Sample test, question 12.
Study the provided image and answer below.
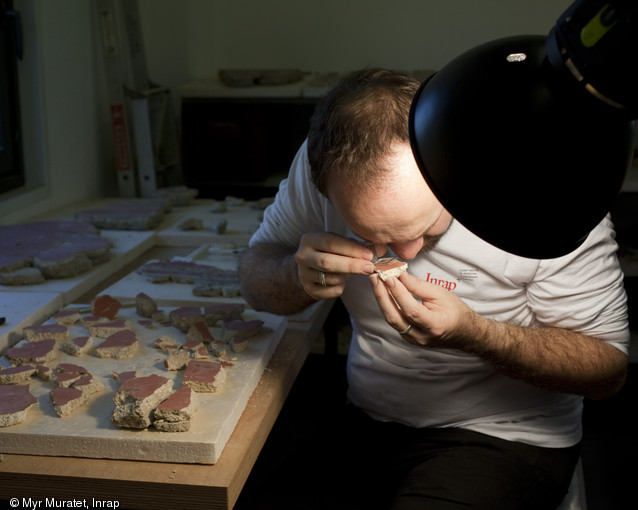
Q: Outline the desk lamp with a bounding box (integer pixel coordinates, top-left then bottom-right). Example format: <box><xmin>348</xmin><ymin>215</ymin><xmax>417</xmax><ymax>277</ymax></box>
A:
<box><xmin>409</xmin><ymin>0</ymin><xmax>637</xmax><ymax>258</ymax></box>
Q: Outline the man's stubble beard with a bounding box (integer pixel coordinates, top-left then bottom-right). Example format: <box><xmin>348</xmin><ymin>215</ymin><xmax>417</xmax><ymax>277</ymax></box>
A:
<box><xmin>419</xmin><ymin>220</ymin><xmax>453</xmax><ymax>254</ymax></box>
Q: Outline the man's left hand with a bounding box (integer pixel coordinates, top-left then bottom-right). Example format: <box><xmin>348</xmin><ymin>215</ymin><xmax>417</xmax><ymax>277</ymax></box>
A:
<box><xmin>371</xmin><ymin>271</ymin><xmax>477</xmax><ymax>348</ymax></box>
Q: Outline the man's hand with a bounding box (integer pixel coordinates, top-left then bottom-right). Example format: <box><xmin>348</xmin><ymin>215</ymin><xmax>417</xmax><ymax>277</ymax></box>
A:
<box><xmin>371</xmin><ymin>271</ymin><xmax>476</xmax><ymax>347</ymax></box>
<box><xmin>295</xmin><ymin>232</ymin><xmax>376</xmax><ymax>301</ymax></box>
<box><xmin>371</xmin><ymin>271</ymin><xmax>627</xmax><ymax>399</ymax></box>
<box><xmin>239</xmin><ymin>234</ymin><xmax>376</xmax><ymax>316</ymax></box>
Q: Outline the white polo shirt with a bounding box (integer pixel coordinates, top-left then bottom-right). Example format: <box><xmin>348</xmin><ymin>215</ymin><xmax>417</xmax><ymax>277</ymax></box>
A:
<box><xmin>249</xmin><ymin>141</ymin><xmax>629</xmax><ymax>448</ymax></box>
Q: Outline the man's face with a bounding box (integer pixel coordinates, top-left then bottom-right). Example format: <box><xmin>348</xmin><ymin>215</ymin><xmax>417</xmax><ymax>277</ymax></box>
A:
<box><xmin>326</xmin><ymin>143</ymin><xmax>453</xmax><ymax>261</ymax></box>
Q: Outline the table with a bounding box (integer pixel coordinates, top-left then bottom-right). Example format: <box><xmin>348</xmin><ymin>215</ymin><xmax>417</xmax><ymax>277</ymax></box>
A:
<box><xmin>0</xmin><ymin>299</ymin><xmax>333</xmax><ymax>510</ymax></box>
<box><xmin>0</xmin><ymin>198</ymin><xmax>336</xmax><ymax>509</ymax></box>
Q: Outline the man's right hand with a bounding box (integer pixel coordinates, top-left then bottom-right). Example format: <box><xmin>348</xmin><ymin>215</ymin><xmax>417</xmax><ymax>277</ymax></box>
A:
<box><xmin>294</xmin><ymin>232</ymin><xmax>376</xmax><ymax>300</ymax></box>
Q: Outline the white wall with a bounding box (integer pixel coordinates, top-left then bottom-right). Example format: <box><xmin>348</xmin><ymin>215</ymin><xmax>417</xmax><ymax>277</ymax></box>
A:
<box><xmin>0</xmin><ymin>0</ymin><xmax>113</xmax><ymax>225</ymax></box>
<box><xmin>0</xmin><ymin>0</ymin><xmax>574</xmax><ymax>223</ymax></box>
<box><xmin>139</xmin><ymin>0</ymin><xmax>573</xmax><ymax>90</ymax></box>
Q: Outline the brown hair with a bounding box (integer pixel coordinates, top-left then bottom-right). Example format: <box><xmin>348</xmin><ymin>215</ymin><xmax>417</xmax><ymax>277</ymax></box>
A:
<box><xmin>307</xmin><ymin>68</ymin><xmax>420</xmax><ymax>195</ymax></box>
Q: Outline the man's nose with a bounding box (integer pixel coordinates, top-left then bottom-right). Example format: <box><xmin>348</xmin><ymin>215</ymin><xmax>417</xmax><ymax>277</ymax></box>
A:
<box><xmin>390</xmin><ymin>239</ymin><xmax>424</xmax><ymax>261</ymax></box>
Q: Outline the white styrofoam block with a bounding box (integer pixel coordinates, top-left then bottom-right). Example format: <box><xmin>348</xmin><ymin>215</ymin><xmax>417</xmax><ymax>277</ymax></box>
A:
<box><xmin>0</xmin><ymin>305</ymin><xmax>286</xmax><ymax>464</ymax></box>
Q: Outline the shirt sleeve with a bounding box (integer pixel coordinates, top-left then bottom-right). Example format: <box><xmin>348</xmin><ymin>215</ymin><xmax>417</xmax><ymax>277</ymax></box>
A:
<box><xmin>249</xmin><ymin>140</ymin><xmax>328</xmax><ymax>249</ymax></box>
<box><xmin>526</xmin><ymin>215</ymin><xmax>630</xmax><ymax>353</ymax></box>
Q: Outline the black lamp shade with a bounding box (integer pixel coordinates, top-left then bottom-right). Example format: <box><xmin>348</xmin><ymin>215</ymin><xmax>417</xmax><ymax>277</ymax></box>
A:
<box><xmin>409</xmin><ymin>35</ymin><xmax>635</xmax><ymax>259</ymax></box>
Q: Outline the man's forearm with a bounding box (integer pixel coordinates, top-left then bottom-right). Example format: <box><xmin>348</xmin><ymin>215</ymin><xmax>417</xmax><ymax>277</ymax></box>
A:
<box><xmin>463</xmin><ymin>314</ymin><xmax>628</xmax><ymax>400</ymax></box>
<box><xmin>238</xmin><ymin>243</ymin><xmax>317</xmax><ymax>315</ymax></box>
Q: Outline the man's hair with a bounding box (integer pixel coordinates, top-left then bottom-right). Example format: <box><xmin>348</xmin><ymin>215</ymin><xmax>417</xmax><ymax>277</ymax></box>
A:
<box><xmin>307</xmin><ymin>68</ymin><xmax>421</xmax><ymax>195</ymax></box>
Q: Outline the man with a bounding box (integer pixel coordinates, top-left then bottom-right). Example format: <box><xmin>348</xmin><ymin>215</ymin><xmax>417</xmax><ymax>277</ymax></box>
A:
<box><xmin>238</xmin><ymin>69</ymin><xmax>629</xmax><ymax>509</ymax></box>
